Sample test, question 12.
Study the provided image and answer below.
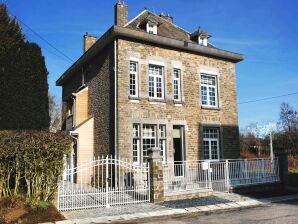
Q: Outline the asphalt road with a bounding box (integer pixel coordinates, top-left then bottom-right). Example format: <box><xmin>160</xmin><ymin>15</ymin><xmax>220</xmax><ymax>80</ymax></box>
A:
<box><xmin>135</xmin><ymin>199</ymin><xmax>298</xmax><ymax>224</ymax></box>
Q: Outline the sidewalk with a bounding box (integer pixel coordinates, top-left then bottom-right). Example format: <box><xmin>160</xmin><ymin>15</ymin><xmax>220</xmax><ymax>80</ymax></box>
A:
<box><xmin>53</xmin><ymin>193</ymin><xmax>298</xmax><ymax>224</ymax></box>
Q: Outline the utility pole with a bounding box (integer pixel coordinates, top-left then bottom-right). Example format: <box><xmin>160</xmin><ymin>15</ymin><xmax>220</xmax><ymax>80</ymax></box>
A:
<box><xmin>269</xmin><ymin>132</ymin><xmax>274</xmax><ymax>161</ymax></box>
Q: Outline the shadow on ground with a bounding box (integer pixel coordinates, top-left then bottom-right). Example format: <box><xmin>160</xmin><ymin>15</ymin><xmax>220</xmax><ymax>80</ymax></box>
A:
<box><xmin>158</xmin><ymin>195</ymin><xmax>232</xmax><ymax>209</ymax></box>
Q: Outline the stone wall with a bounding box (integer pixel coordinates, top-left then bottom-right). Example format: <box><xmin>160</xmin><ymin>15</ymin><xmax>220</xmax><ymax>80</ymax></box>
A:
<box><xmin>116</xmin><ymin>38</ymin><xmax>240</xmax><ymax>161</ymax></box>
<box><xmin>61</xmin><ymin>44</ymin><xmax>115</xmax><ymax>158</ymax></box>
<box><xmin>85</xmin><ymin>44</ymin><xmax>115</xmax><ymax>157</ymax></box>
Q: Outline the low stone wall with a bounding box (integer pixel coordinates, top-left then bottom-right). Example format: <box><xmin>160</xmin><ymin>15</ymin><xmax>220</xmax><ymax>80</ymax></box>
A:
<box><xmin>163</xmin><ymin>190</ymin><xmax>212</xmax><ymax>201</ymax></box>
<box><xmin>230</xmin><ymin>182</ymin><xmax>282</xmax><ymax>194</ymax></box>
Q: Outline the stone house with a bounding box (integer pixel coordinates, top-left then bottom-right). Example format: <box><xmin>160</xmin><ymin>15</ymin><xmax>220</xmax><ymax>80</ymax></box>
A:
<box><xmin>56</xmin><ymin>1</ymin><xmax>243</xmax><ymax>169</ymax></box>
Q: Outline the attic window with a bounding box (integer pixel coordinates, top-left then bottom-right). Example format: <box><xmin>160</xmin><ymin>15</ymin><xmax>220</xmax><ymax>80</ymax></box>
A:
<box><xmin>199</xmin><ymin>36</ymin><xmax>208</xmax><ymax>46</ymax></box>
<box><xmin>146</xmin><ymin>23</ymin><xmax>157</xmax><ymax>35</ymax></box>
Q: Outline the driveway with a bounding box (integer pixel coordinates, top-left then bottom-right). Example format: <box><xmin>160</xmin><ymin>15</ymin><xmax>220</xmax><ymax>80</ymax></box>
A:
<box><xmin>133</xmin><ymin>199</ymin><xmax>298</xmax><ymax>224</ymax></box>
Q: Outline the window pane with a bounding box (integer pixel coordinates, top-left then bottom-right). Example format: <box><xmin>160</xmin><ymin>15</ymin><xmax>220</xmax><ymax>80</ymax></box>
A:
<box><xmin>156</xmin><ymin>77</ymin><xmax>162</xmax><ymax>98</ymax></box>
<box><xmin>149</xmin><ymin>76</ymin><xmax>154</xmax><ymax>97</ymax></box>
<box><xmin>130</xmin><ymin>61</ymin><xmax>138</xmax><ymax>96</ymax></box>
<box><xmin>149</xmin><ymin>64</ymin><xmax>164</xmax><ymax>99</ymax></box>
<box><xmin>143</xmin><ymin>125</ymin><xmax>156</xmax><ymax>162</ymax></box>
<box><xmin>159</xmin><ymin>125</ymin><xmax>166</xmax><ymax>138</ymax></box>
<box><xmin>133</xmin><ymin>139</ymin><xmax>139</xmax><ymax>162</ymax></box>
<box><xmin>203</xmin><ymin>140</ymin><xmax>210</xmax><ymax>160</ymax></box>
<box><xmin>203</xmin><ymin>127</ymin><xmax>220</xmax><ymax>160</ymax></box>
<box><xmin>201</xmin><ymin>74</ymin><xmax>217</xmax><ymax>106</ymax></box>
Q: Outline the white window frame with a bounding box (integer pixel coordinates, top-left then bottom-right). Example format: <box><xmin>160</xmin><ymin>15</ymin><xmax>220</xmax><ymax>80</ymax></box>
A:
<box><xmin>129</xmin><ymin>61</ymin><xmax>139</xmax><ymax>97</ymax></box>
<box><xmin>159</xmin><ymin>125</ymin><xmax>167</xmax><ymax>164</ymax></box>
<box><xmin>173</xmin><ymin>68</ymin><xmax>182</xmax><ymax>101</ymax></box>
<box><xmin>148</xmin><ymin>64</ymin><xmax>164</xmax><ymax>100</ymax></box>
<box><xmin>202</xmin><ymin>127</ymin><xmax>220</xmax><ymax>160</ymax></box>
<box><xmin>146</xmin><ymin>23</ymin><xmax>157</xmax><ymax>35</ymax></box>
<box><xmin>132</xmin><ymin>124</ymin><xmax>141</xmax><ymax>164</ymax></box>
<box><xmin>132</xmin><ymin>123</ymin><xmax>167</xmax><ymax>164</ymax></box>
<box><xmin>200</xmin><ymin>74</ymin><xmax>218</xmax><ymax>107</ymax></box>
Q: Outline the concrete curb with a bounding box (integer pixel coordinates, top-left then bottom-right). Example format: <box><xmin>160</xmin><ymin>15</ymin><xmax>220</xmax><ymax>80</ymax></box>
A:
<box><xmin>49</xmin><ymin>194</ymin><xmax>298</xmax><ymax>224</ymax></box>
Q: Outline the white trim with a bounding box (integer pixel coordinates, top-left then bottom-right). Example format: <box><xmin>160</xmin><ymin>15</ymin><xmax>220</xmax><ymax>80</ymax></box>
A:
<box><xmin>114</xmin><ymin>40</ymin><xmax>118</xmax><ymax>160</ymax></box>
<box><xmin>173</xmin><ymin>64</ymin><xmax>181</xmax><ymax>69</ymax></box>
<box><xmin>149</xmin><ymin>101</ymin><xmax>166</xmax><ymax>105</ymax></box>
<box><xmin>72</xmin><ymin>86</ymin><xmax>88</xmax><ymax>96</ymax></box>
<box><xmin>129</xmin><ymin>99</ymin><xmax>140</xmax><ymax>103</ymax></box>
<box><xmin>129</xmin><ymin>61</ymin><xmax>139</xmax><ymax>97</ymax></box>
<box><xmin>148</xmin><ymin>60</ymin><xmax>165</xmax><ymax>66</ymax></box>
<box><xmin>124</xmin><ymin>9</ymin><xmax>148</xmax><ymax>27</ymax></box>
<box><xmin>129</xmin><ymin>56</ymin><xmax>140</xmax><ymax>62</ymax></box>
<box><xmin>200</xmin><ymin>68</ymin><xmax>218</xmax><ymax>76</ymax></box>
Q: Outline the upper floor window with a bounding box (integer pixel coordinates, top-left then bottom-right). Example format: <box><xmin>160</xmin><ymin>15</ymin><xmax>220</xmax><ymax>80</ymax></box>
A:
<box><xmin>146</xmin><ymin>23</ymin><xmax>157</xmax><ymax>35</ymax></box>
<box><xmin>129</xmin><ymin>61</ymin><xmax>138</xmax><ymax>97</ymax></box>
<box><xmin>203</xmin><ymin>127</ymin><xmax>220</xmax><ymax>160</ymax></box>
<box><xmin>201</xmin><ymin>74</ymin><xmax>218</xmax><ymax>107</ymax></box>
<box><xmin>148</xmin><ymin>64</ymin><xmax>164</xmax><ymax>99</ymax></box>
<box><xmin>173</xmin><ymin>68</ymin><xmax>181</xmax><ymax>101</ymax></box>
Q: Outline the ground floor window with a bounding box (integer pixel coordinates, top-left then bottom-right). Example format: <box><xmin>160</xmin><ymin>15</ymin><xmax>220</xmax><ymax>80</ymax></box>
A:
<box><xmin>132</xmin><ymin>123</ymin><xmax>167</xmax><ymax>164</ymax></box>
<box><xmin>203</xmin><ymin>127</ymin><xmax>220</xmax><ymax>160</ymax></box>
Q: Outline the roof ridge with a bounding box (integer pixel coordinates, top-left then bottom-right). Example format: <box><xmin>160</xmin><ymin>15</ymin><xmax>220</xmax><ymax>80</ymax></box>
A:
<box><xmin>145</xmin><ymin>10</ymin><xmax>190</xmax><ymax>34</ymax></box>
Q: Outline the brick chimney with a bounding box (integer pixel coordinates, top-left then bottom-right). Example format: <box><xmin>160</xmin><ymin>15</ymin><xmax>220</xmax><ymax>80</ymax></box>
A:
<box><xmin>159</xmin><ymin>13</ymin><xmax>173</xmax><ymax>23</ymax></box>
<box><xmin>114</xmin><ymin>0</ymin><xmax>128</xmax><ymax>26</ymax></box>
<box><xmin>83</xmin><ymin>32</ymin><xmax>96</xmax><ymax>53</ymax></box>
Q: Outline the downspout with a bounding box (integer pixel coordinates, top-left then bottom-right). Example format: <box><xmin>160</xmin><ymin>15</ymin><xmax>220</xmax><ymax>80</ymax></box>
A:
<box><xmin>114</xmin><ymin>39</ymin><xmax>118</xmax><ymax>159</ymax></box>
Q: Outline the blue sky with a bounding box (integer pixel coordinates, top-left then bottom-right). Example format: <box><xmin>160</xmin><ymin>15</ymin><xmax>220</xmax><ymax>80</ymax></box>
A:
<box><xmin>5</xmin><ymin>0</ymin><xmax>298</xmax><ymax>129</ymax></box>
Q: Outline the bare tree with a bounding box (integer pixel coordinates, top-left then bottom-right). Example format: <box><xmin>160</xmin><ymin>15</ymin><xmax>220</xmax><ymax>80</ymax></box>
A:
<box><xmin>49</xmin><ymin>94</ymin><xmax>61</xmax><ymax>133</ymax></box>
<box><xmin>278</xmin><ymin>102</ymin><xmax>298</xmax><ymax>155</ymax></box>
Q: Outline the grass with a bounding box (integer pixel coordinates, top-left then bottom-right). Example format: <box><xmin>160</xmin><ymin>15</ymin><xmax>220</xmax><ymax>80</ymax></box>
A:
<box><xmin>288</xmin><ymin>168</ymin><xmax>298</xmax><ymax>188</ymax></box>
<box><xmin>288</xmin><ymin>156</ymin><xmax>298</xmax><ymax>188</ymax></box>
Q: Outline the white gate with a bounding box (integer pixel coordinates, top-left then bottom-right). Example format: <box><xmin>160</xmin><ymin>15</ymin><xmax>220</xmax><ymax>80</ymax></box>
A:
<box><xmin>58</xmin><ymin>156</ymin><xmax>150</xmax><ymax>211</ymax></box>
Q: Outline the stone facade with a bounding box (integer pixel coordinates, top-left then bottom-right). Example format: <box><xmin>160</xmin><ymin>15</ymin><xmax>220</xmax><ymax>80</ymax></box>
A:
<box><xmin>61</xmin><ymin>44</ymin><xmax>115</xmax><ymax>158</ymax></box>
<box><xmin>117</xmin><ymin>39</ymin><xmax>240</xmax><ymax>162</ymax></box>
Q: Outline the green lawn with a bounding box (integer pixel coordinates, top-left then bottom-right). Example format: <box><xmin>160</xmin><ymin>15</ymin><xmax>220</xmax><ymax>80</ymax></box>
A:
<box><xmin>288</xmin><ymin>168</ymin><xmax>298</xmax><ymax>188</ymax></box>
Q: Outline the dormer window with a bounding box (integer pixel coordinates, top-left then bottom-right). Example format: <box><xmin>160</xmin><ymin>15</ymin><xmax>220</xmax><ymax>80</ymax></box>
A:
<box><xmin>198</xmin><ymin>36</ymin><xmax>208</xmax><ymax>46</ymax></box>
<box><xmin>146</xmin><ymin>23</ymin><xmax>157</xmax><ymax>35</ymax></box>
<box><xmin>190</xmin><ymin>27</ymin><xmax>211</xmax><ymax>47</ymax></box>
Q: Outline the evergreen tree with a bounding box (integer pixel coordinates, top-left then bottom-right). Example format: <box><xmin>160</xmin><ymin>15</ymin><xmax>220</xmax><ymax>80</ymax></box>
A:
<box><xmin>0</xmin><ymin>4</ymin><xmax>50</xmax><ymax>130</ymax></box>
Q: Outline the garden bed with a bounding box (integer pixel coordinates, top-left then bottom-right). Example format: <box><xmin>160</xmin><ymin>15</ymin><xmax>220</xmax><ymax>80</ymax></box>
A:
<box><xmin>0</xmin><ymin>197</ymin><xmax>64</xmax><ymax>224</ymax></box>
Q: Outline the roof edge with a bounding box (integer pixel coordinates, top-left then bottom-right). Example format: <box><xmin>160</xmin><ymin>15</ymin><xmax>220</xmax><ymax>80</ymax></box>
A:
<box><xmin>56</xmin><ymin>26</ymin><xmax>244</xmax><ymax>86</ymax></box>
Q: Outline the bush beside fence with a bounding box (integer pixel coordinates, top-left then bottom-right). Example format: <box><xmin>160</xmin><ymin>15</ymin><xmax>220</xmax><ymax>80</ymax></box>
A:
<box><xmin>0</xmin><ymin>131</ymin><xmax>72</xmax><ymax>205</ymax></box>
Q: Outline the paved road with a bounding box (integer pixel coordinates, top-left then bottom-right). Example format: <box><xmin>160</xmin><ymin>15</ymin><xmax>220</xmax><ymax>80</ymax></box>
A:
<box><xmin>134</xmin><ymin>199</ymin><xmax>298</xmax><ymax>224</ymax></box>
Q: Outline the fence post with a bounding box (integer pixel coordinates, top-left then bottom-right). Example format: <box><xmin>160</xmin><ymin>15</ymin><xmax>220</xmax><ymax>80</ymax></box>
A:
<box><xmin>208</xmin><ymin>160</ymin><xmax>212</xmax><ymax>189</ymax></box>
<box><xmin>225</xmin><ymin>160</ymin><xmax>230</xmax><ymax>192</ymax></box>
<box><xmin>105</xmin><ymin>155</ymin><xmax>110</xmax><ymax>208</ymax></box>
<box><xmin>275</xmin><ymin>152</ymin><xmax>288</xmax><ymax>190</ymax></box>
<box><xmin>147</xmin><ymin>147</ymin><xmax>164</xmax><ymax>203</ymax></box>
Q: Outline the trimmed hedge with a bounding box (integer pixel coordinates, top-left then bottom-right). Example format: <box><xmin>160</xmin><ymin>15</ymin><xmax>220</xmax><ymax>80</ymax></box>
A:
<box><xmin>0</xmin><ymin>131</ymin><xmax>72</xmax><ymax>204</ymax></box>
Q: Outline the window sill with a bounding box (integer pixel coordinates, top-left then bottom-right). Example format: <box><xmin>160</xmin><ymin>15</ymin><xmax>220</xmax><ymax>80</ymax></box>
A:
<box><xmin>128</xmin><ymin>96</ymin><xmax>140</xmax><ymax>103</ymax></box>
<box><xmin>173</xmin><ymin>100</ymin><xmax>184</xmax><ymax>106</ymax></box>
<box><xmin>201</xmin><ymin>105</ymin><xmax>221</xmax><ymax>111</ymax></box>
<box><xmin>148</xmin><ymin>98</ymin><xmax>166</xmax><ymax>103</ymax></box>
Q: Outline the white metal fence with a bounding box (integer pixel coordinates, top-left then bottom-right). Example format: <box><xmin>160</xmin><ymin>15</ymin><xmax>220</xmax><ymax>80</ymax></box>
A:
<box><xmin>163</xmin><ymin>158</ymin><xmax>280</xmax><ymax>195</ymax></box>
<box><xmin>58</xmin><ymin>156</ymin><xmax>150</xmax><ymax>211</ymax></box>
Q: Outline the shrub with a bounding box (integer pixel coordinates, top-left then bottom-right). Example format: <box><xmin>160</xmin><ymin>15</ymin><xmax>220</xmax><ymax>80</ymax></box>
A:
<box><xmin>0</xmin><ymin>131</ymin><xmax>71</xmax><ymax>204</ymax></box>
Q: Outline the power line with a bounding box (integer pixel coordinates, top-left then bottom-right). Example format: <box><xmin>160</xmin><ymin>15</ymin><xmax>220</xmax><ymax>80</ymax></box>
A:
<box><xmin>15</xmin><ymin>17</ymin><xmax>74</xmax><ymax>64</ymax></box>
<box><xmin>238</xmin><ymin>91</ymin><xmax>298</xmax><ymax>105</ymax></box>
